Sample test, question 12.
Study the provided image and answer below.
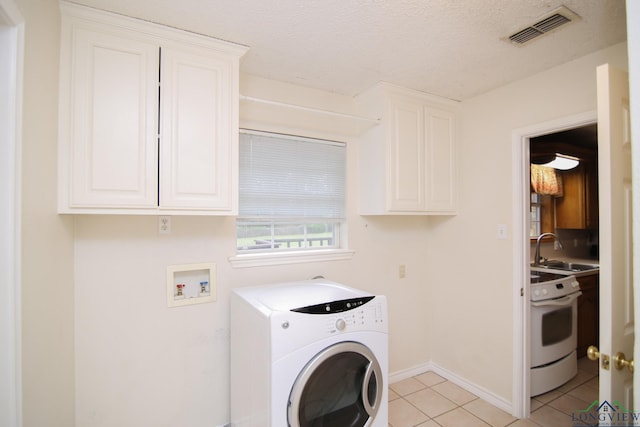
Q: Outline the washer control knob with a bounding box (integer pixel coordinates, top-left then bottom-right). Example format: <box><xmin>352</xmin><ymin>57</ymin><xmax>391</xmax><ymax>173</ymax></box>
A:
<box><xmin>336</xmin><ymin>319</ymin><xmax>346</xmax><ymax>331</ymax></box>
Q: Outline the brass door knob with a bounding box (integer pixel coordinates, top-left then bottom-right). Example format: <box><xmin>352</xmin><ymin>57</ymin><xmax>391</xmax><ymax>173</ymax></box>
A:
<box><xmin>614</xmin><ymin>352</ymin><xmax>634</xmax><ymax>374</ymax></box>
<box><xmin>587</xmin><ymin>345</ymin><xmax>611</xmax><ymax>370</ymax></box>
<box><xmin>587</xmin><ymin>345</ymin><xmax>600</xmax><ymax>361</ymax></box>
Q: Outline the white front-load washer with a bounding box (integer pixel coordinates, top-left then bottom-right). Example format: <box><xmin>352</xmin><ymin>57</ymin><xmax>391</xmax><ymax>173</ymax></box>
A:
<box><xmin>230</xmin><ymin>279</ymin><xmax>388</xmax><ymax>427</ymax></box>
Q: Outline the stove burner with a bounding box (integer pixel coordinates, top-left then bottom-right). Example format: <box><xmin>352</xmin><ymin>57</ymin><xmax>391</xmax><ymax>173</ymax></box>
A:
<box><xmin>530</xmin><ymin>271</ymin><xmax>566</xmax><ymax>284</ymax></box>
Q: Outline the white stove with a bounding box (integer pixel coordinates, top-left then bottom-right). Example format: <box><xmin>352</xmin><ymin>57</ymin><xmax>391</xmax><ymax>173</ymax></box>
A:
<box><xmin>529</xmin><ymin>269</ymin><xmax>582</xmax><ymax>396</ymax></box>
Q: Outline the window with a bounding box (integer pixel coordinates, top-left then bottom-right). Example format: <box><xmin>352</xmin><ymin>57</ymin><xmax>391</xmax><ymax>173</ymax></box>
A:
<box><xmin>530</xmin><ymin>193</ymin><xmax>542</xmax><ymax>237</ymax></box>
<box><xmin>236</xmin><ymin>130</ymin><xmax>346</xmax><ymax>254</ymax></box>
<box><xmin>530</xmin><ymin>192</ymin><xmax>554</xmax><ymax>238</ymax></box>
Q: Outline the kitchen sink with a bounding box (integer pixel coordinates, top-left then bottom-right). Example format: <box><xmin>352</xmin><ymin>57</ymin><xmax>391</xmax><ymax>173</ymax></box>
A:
<box><xmin>531</xmin><ymin>260</ymin><xmax>599</xmax><ymax>272</ymax></box>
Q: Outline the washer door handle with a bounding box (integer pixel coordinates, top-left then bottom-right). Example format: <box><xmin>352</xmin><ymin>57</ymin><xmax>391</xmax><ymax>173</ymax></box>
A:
<box><xmin>362</xmin><ymin>360</ymin><xmax>380</xmax><ymax>417</ymax></box>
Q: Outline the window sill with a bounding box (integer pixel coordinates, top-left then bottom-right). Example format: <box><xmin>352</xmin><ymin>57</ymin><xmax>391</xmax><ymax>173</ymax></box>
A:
<box><xmin>229</xmin><ymin>248</ymin><xmax>355</xmax><ymax>268</ymax></box>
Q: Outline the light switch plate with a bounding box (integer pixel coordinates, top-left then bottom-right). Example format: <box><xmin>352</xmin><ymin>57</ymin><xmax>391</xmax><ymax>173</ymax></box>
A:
<box><xmin>497</xmin><ymin>224</ymin><xmax>508</xmax><ymax>239</ymax></box>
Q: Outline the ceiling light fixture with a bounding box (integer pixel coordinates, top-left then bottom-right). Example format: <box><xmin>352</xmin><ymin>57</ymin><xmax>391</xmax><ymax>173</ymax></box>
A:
<box><xmin>542</xmin><ymin>153</ymin><xmax>579</xmax><ymax>170</ymax></box>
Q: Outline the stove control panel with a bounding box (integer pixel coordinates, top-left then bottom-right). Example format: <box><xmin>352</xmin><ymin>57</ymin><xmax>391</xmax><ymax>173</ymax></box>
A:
<box><xmin>530</xmin><ymin>275</ymin><xmax>580</xmax><ymax>301</ymax></box>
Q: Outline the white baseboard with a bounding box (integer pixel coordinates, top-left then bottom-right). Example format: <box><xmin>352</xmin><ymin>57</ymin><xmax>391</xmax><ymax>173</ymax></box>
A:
<box><xmin>389</xmin><ymin>362</ymin><xmax>513</xmax><ymax>415</ymax></box>
<box><xmin>388</xmin><ymin>361</ymin><xmax>434</xmax><ymax>384</ymax></box>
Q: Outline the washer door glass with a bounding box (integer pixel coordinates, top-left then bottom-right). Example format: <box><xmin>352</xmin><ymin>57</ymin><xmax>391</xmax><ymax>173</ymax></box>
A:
<box><xmin>288</xmin><ymin>341</ymin><xmax>382</xmax><ymax>427</ymax></box>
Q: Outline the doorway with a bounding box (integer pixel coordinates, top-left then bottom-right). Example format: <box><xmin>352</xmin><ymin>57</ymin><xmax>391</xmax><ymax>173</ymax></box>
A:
<box><xmin>510</xmin><ymin>111</ymin><xmax>597</xmax><ymax>418</ymax></box>
<box><xmin>528</xmin><ymin>124</ymin><xmax>600</xmax><ymax>405</ymax></box>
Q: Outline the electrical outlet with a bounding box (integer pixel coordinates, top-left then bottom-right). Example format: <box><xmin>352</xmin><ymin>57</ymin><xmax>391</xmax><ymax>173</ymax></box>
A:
<box><xmin>399</xmin><ymin>264</ymin><xmax>406</xmax><ymax>279</ymax></box>
<box><xmin>159</xmin><ymin>216</ymin><xmax>171</xmax><ymax>234</ymax></box>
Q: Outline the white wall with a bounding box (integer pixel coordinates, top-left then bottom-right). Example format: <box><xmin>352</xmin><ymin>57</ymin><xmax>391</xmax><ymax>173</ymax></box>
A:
<box><xmin>428</xmin><ymin>42</ymin><xmax>628</xmax><ymax>401</ymax></box>
<box><xmin>15</xmin><ymin>0</ymin><xmax>76</xmax><ymax>425</ymax></box>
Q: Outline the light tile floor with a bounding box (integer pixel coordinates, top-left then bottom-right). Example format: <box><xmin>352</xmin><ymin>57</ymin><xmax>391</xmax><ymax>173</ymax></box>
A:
<box><xmin>388</xmin><ymin>357</ymin><xmax>599</xmax><ymax>427</ymax></box>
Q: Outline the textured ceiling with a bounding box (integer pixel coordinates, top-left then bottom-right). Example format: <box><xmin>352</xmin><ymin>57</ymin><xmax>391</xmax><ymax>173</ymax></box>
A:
<box><xmin>70</xmin><ymin>0</ymin><xmax>627</xmax><ymax>100</ymax></box>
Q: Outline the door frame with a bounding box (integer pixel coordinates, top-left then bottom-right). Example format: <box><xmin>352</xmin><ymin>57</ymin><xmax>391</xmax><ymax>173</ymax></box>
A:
<box><xmin>511</xmin><ymin>111</ymin><xmax>597</xmax><ymax>418</ymax></box>
<box><xmin>0</xmin><ymin>0</ymin><xmax>23</xmax><ymax>426</ymax></box>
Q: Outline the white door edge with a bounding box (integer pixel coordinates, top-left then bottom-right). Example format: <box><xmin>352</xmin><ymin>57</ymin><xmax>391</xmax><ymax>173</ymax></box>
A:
<box><xmin>510</xmin><ymin>110</ymin><xmax>597</xmax><ymax>418</ymax></box>
<box><xmin>626</xmin><ymin>0</ymin><xmax>640</xmax><ymax>411</ymax></box>
<box><xmin>0</xmin><ymin>1</ymin><xmax>24</xmax><ymax>426</ymax></box>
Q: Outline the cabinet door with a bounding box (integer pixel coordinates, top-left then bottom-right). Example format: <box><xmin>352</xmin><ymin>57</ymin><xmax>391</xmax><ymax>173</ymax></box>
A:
<box><xmin>424</xmin><ymin>107</ymin><xmax>456</xmax><ymax>212</ymax></box>
<box><xmin>159</xmin><ymin>47</ymin><xmax>236</xmax><ymax>212</ymax></box>
<box><xmin>387</xmin><ymin>96</ymin><xmax>425</xmax><ymax>211</ymax></box>
<box><xmin>576</xmin><ymin>274</ymin><xmax>599</xmax><ymax>357</ymax></box>
<box><xmin>585</xmin><ymin>161</ymin><xmax>599</xmax><ymax>228</ymax></box>
<box><xmin>65</xmin><ymin>27</ymin><xmax>159</xmax><ymax>208</ymax></box>
<box><xmin>555</xmin><ymin>166</ymin><xmax>586</xmax><ymax>228</ymax></box>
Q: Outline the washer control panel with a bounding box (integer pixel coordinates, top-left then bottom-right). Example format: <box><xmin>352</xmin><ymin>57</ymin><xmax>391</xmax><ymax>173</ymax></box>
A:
<box><xmin>291</xmin><ymin>296</ymin><xmax>375</xmax><ymax>314</ymax></box>
<box><xmin>290</xmin><ymin>296</ymin><xmax>385</xmax><ymax>334</ymax></box>
<box><xmin>328</xmin><ymin>300</ymin><xmax>385</xmax><ymax>334</ymax></box>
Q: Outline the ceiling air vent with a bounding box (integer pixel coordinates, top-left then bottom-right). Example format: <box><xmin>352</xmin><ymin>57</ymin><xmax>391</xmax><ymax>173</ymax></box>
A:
<box><xmin>507</xmin><ymin>6</ymin><xmax>580</xmax><ymax>46</ymax></box>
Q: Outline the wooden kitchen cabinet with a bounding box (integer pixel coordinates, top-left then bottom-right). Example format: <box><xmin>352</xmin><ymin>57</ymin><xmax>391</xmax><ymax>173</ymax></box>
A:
<box><xmin>58</xmin><ymin>2</ymin><xmax>247</xmax><ymax>215</ymax></box>
<box><xmin>576</xmin><ymin>273</ymin><xmax>599</xmax><ymax>358</ymax></box>
<box><xmin>355</xmin><ymin>83</ymin><xmax>458</xmax><ymax>215</ymax></box>
<box><xmin>555</xmin><ymin>163</ymin><xmax>598</xmax><ymax>229</ymax></box>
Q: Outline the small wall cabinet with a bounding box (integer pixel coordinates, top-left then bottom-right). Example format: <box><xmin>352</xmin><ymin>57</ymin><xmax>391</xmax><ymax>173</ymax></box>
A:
<box><xmin>355</xmin><ymin>83</ymin><xmax>458</xmax><ymax>215</ymax></box>
<box><xmin>58</xmin><ymin>2</ymin><xmax>247</xmax><ymax>215</ymax></box>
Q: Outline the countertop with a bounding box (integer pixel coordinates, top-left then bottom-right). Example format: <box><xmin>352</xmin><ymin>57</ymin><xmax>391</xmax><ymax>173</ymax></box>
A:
<box><xmin>531</xmin><ymin>257</ymin><xmax>599</xmax><ymax>278</ymax></box>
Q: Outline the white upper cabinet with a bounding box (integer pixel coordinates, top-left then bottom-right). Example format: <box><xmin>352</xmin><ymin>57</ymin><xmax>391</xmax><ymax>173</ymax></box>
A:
<box><xmin>159</xmin><ymin>47</ymin><xmax>234</xmax><ymax>210</ymax></box>
<box><xmin>58</xmin><ymin>2</ymin><xmax>247</xmax><ymax>214</ymax></box>
<box><xmin>356</xmin><ymin>83</ymin><xmax>458</xmax><ymax>215</ymax></box>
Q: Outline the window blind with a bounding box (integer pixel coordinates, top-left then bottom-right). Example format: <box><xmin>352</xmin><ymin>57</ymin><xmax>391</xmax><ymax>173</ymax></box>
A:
<box><xmin>239</xmin><ymin>131</ymin><xmax>346</xmax><ymax>220</ymax></box>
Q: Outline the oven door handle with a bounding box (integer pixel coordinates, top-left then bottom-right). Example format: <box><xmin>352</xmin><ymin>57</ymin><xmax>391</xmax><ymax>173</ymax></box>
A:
<box><xmin>531</xmin><ymin>291</ymin><xmax>582</xmax><ymax>307</ymax></box>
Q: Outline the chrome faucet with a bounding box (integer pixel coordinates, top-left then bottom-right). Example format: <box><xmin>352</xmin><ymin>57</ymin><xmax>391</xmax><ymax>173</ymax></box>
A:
<box><xmin>533</xmin><ymin>233</ymin><xmax>564</xmax><ymax>266</ymax></box>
